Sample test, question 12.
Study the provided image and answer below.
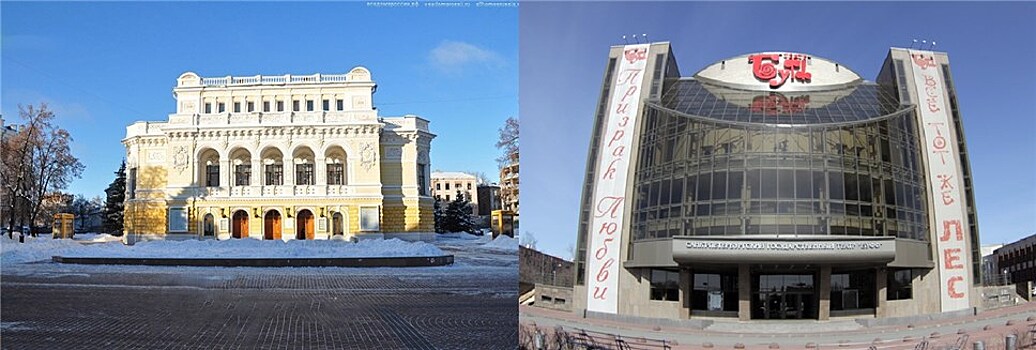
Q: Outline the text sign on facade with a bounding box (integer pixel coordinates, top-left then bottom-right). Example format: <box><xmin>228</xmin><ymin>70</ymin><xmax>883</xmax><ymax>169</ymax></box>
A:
<box><xmin>685</xmin><ymin>241</ymin><xmax>884</xmax><ymax>251</ymax></box>
<box><xmin>585</xmin><ymin>44</ymin><xmax>650</xmax><ymax>314</ymax></box>
<box><xmin>749</xmin><ymin>53</ymin><xmax>813</xmax><ymax>89</ymax></box>
<box><xmin>672</xmin><ymin>238</ymin><xmax>896</xmax><ymax>264</ymax></box>
<box><xmin>908</xmin><ymin>50</ymin><xmax>971</xmax><ymax>311</ymax></box>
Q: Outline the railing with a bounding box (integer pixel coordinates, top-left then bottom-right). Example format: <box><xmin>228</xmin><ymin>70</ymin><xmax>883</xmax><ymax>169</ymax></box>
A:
<box><xmin>199</xmin><ymin>185</ymin><xmax>349</xmax><ymax>197</ymax></box>
<box><xmin>199</xmin><ymin>73</ymin><xmax>355</xmax><ymax>87</ymax></box>
<box><xmin>519</xmin><ymin>324</ymin><xmax>672</xmax><ymax>350</ymax></box>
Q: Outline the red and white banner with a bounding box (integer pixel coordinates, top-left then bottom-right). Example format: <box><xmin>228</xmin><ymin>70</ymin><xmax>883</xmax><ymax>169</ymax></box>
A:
<box><xmin>585</xmin><ymin>44</ymin><xmax>650</xmax><ymax>314</ymax></box>
<box><xmin>908</xmin><ymin>49</ymin><xmax>971</xmax><ymax>311</ymax></box>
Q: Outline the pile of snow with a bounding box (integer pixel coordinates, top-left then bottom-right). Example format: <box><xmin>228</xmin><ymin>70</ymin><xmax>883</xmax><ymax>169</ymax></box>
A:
<box><xmin>1</xmin><ymin>234</ymin><xmax>90</xmax><ymax>264</ymax></box>
<box><xmin>74</xmin><ymin>233</ymin><xmax>123</xmax><ymax>243</ymax></box>
<box><xmin>437</xmin><ymin>232</ymin><xmax>483</xmax><ymax>240</ymax></box>
<box><xmin>482</xmin><ymin>235</ymin><xmax>518</xmax><ymax>251</ymax></box>
<box><xmin>2</xmin><ymin>236</ymin><xmax>445</xmax><ymax>263</ymax></box>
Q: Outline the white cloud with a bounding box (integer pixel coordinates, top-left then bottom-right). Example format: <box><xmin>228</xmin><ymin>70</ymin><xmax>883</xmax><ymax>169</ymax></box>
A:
<box><xmin>427</xmin><ymin>40</ymin><xmax>505</xmax><ymax>73</ymax></box>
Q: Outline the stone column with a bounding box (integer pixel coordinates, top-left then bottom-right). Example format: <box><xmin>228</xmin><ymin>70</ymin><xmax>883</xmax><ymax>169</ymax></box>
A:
<box><xmin>315</xmin><ymin>157</ymin><xmax>326</xmax><ymax>185</ymax></box>
<box><xmin>283</xmin><ymin>157</ymin><xmax>294</xmax><ymax>185</ymax></box>
<box><xmin>219</xmin><ymin>159</ymin><xmax>231</xmax><ymax>189</ymax></box>
<box><xmin>876</xmin><ymin>268</ymin><xmax>888</xmax><ymax>318</ymax></box>
<box><xmin>818</xmin><ymin>265</ymin><xmax>831</xmax><ymax>320</ymax></box>
<box><xmin>680</xmin><ymin>267</ymin><xmax>692</xmax><ymax>320</ymax></box>
<box><xmin>251</xmin><ymin>158</ymin><xmax>261</xmax><ymax>186</ymax></box>
<box><xmin>738</xmin><ymin>264</ymin><xmax>751</xmax><ymax>321</ymax></box>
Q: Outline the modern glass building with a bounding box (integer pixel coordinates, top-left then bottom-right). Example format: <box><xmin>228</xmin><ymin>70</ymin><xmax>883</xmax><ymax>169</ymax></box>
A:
<box><xmin>574</xmin><ymin>42</ymin><xmax>980</xmax><ymax>321</ymax></box>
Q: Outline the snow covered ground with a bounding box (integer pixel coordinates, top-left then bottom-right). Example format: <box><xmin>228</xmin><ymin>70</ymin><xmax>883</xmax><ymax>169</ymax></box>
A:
<box><xmin>1</xmin><ymin>232</ymin><xmax>517</xmax><ymax>272</ymax></box>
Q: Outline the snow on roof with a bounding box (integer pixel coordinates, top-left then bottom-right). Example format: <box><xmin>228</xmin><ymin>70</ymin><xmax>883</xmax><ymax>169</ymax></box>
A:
<box><xmin>432</xmin><ymin>172</ymin><xmax>476</xmax><ymax>179</ymax></box>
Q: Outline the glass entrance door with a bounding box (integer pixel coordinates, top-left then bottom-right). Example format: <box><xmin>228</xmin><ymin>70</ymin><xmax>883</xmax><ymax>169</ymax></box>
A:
<box><xmin>752</xmin><ymin>273</ymin><xmax>817</xmax><ymax>319</ymax></box>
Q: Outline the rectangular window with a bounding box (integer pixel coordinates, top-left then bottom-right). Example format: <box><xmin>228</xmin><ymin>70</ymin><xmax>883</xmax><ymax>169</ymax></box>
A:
<box><xmin>292</xmin><ymin>100</ymin><xmax>300</xmax><ymax>112</ymax></box>
<box><xmin>888</xmin><ymin>269</ymin><xmax>914</xmax><ymax>300</ymax></box>
<box><xmin>233</xmin><ymin>102</ymin><xmax>241</xmax><ymax>113</ymax></box>
<box><xmin>264</xmin><ymin>164</ymin><xmax>283</xmax><ymax>186</ymax></box>
<box><xmin>322</xmin><ymin>99</ymin><xmax>330</xmax><ymax>111</ymax></box>
<box><xmin>327</xmin><ymin>164</ymin><xmax>344</xmax><ymax>185</ymax></box>
<box><xmin>446</xmin><ymin>183</ymin><xmax>451</xmax><ymax>190</ymax></box>
<box><xmin>692</xmin><ymin>272</ymin><xmax>739</xmax><ymax>312</ymax></box>
<box><xmin>206</xmin><ymin>165</ymin><xmax>220</xmax><ymax>187</ymax></box>
<box><xmin>650</xmin><ymin>269</ymin><xmax>680</xmax><ymax>301</ymax></box>
<box><xmin>336</xmin><ymin>99</ymin><xmax>344</xmax><ymax>111</ymax></box>
<box><xmin>168</xmin><ymin>207</ymin><xmax>188</xmax><ymax>232</ymax></box>
<box><xmin>306</xmin><ymin>100</ymin><xmax>314</xmax><ymax>111</ymax></box>
<box><xmin>830</xmin><ymin>270</ymin><xmax>876</xmax><ymax>311</ymax></box>
<box><xmin>234</xmin><ymin>164</ymin><xmax>251</xmax><ymax>186</ymax></box>
<box><xmin>246</xmin><ymin>101</ymin><xmax>254</xmax><ymax>112</ymax></box>
<box><xmin>263</xmin><ymin>101</ymin><xmax>270</xmax><ymax>112</ymax></box>
<box><xmin>360</xmin><ymin>207</ymin><xmax>380</xmax><ymax>231</ymax></box>
<box><xmin>204</xmin><ymin>103</ymin><xmax>212</xmax><ymax>114</ymax></box>
<box><xmin>467</xmin><ymin>183</ymin><xmax>472</xmax><ymax>190</ymax></box>
<box><xmin>295</xmin><ymin>163</ymin><xmax>314</xmax><ymax>185</ymax></box>
<box><xmin>277</xmin><ymin>101</ymin><xmax>285</xmax><ymax>112</ymax></box>
<box><xmin>217</xmin><ymin>103</ymin><xmax>226</xmax><ymax>113</ymax></box>
<box><xmin>436</xmin><ymin>183</ymin><xmax>441</xmax><ymax>190</ymax></box>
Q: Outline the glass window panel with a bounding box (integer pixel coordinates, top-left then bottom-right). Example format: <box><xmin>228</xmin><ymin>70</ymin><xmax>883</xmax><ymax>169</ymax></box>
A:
<box><xmin>747</xmin><ymin>170</ymin><xmax>760</xmax><ymax>199</ymax></box>
<box><xmin>778</xmin><ymin>169</ymin><xmax>794</xmax><ymax>199</ymax></box>
<box><xmin>712</xmin><ymin>172</ymin><xmax>727</xmax><ymax>200</ymax></box>
<box><xmin>795</xmin><ymin>170</ymin><xmax>812</xmax><ymax>199</ymax></box>
<box><xmin>829</xmin><ymin>171</ymin><xmax>845</xmax><ymax>200</ymax></box>
<box><xmin>845</xmin><ymin>173</ymin><xmax>859</xmax><ymax>201</ymax></box>
<box><xmin>697</xmin><ymin>173</ymin><xmax>712</xmax><ymax>201</ymax></box>
<box><xmin>760</xmin><ymin>169</ymin><xmax>778</xmax><ymax>199</ymax></box>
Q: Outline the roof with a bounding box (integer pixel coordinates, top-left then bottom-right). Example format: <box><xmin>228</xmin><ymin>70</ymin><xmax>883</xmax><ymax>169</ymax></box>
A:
<box><xmin>654</xmin><ymin>79</ymin><xmax>905</xmax><ymax>126</ymax></box>
<box><xmin>431</xmin><ymin>172</ymin><xmax>476</xmax><ymax>179</ymax></box>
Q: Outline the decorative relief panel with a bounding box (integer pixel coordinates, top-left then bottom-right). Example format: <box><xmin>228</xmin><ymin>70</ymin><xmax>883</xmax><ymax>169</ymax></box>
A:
<box><xmin>383</xmin><ymin>146</ymin><xmax>402</xmax><ymax>160</ymax></box>
<box><xmin>352</xmin><ymin>96</ymin><xmax>368</xmax><ymax>110</ymax></box>
<box><xmin>147</xmin><ymin>150</ymin><xmax>166</xmax><ymax>164</ymax></box>
<box><xmin>360</xmin><ymin>142</ymin><xmax>378</xmax><ymax>171</ymax></box>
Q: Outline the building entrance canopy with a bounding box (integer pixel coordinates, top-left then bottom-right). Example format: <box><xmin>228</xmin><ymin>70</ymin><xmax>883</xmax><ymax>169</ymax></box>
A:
<box><xmin>671</xmin><ymin>236</ymin><xmax>896</xmax><ymax>264</ymax></box>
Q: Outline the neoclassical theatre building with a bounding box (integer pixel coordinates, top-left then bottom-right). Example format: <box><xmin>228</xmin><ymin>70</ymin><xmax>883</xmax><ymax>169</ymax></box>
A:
<box><xmin>123</xmin><ymin>67</ymin><xmax>436</xmax><ymax>241</ymax></box>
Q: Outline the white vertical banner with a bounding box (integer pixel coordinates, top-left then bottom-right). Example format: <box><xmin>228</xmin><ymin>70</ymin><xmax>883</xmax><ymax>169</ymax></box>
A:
<box><xmin>908</xmin><ymin>49</ymin><xmax>971</xmax><ymax>311</ymax></box>
<box><xmin>585</xmin><ymin>44</ymin><xmax>651</xmax><ymax>314</ymax></box>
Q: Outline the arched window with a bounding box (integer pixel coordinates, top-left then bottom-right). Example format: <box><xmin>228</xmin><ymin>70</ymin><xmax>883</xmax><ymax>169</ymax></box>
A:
<box><xmin>325</xmin><ymin>146</ymin><xmax>347</xmax><ymax>185</ymax></box>
<box><xmin>262</xmin><ymin>147</ymin><xmax>284</xmax><ymax>186</ymax></box>
<box><xmin>230</xmin><ymin>148</ymin><xmax>252</xmax><ymax>186</ymax></box>
<box><xmin>199</xmin><ymin>149</ymin><xmax>220</xmax><ymax>187</ymax></box>
<box><xmin>294</xmin><ymin>147</ymin><xmax>315</xmax><ymax>185</ymax></box>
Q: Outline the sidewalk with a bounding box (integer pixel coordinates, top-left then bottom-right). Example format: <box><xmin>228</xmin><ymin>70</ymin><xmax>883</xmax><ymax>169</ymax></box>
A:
<box><xmin>520</xmin><ymin>302</ymin><xmax>1036</xmax><ymax>349</ymax></box>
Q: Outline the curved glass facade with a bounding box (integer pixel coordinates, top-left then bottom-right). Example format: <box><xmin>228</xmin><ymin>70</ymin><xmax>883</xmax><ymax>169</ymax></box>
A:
<box><xmin>630</xmin><ymin>82</ymin><xmax>930</xmax><ymax>242</ymax></box>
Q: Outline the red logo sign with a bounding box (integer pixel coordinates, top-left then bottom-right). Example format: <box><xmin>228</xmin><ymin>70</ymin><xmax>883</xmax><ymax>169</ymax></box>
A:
<box><xmin>624</xmin><ymin>48</ymin><xmax>647</xmax><ymax>64</ymax></box>
<box><xmin>749</xmin><ymin>94</ymin><xmax>810</xmax><ymax>115</ymax></box>
<box><xmin>912</xmin><ymin>53</ymin><xmax>936</xmax><ymax>70</ymax></box>
<box><xmin>749</xmin><ymin>53</ymin><xmax>812</xmax><ymax>88</ymax></box>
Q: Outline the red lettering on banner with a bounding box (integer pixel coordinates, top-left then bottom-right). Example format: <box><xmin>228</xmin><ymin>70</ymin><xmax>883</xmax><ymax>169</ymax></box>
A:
<box><xmin>594</xmin><ymin>237</ymin><xmax>614</xmax><ymax>259</ymax></box>
<box><xmin>596</xmin><ymin>222</ymin><xmax>617</xmax><ymax>237</ymax></box>
<box><xmin>615</xmin><ymin>103</ymin><xmax>630</xmax><ymax>115</ymax></box>
<box><xmin>941</xmin><ymin>192</ymin><xmax>955</xmax><ymax>206</ymax></box>
<box><xmin>618</xmin><ymin>116</ymin><xmax>629</xmax><ymax>127</ymax></box>
<box><xmin>621</xmin><ymin>86</ymin><xmax>638</xmax><ymax>102</ymax></box>
<box><xmin>592</xmin><ymin>286</ymin><xmax>608</xmax><ymax>300</ymax></box>
<box><xmin>749</xmin><ymin>53</ymin><xmax>812</xmax><ymax>89</ymax></box>
<box><xmin>618</xmin><ymin>69</ymin><xmax>643</xmax><ymax>85</ymax></box>
<box><xmin>924</xmin><ymin>75</ymin><xmax>942</xmax><ymax>113</ymax></box>
<box><xmin>927</xmin><ymin>122</ymin><xmax>950</xmax><ymax>165</ymax></box>
<box><xmin>607</xmin><ymin>130</ymin><xmax>625</xmax><ymax>148</ymax></box>
<box><xmin>941</xmin><ymin>219</ymin><xmax>964</xmax><ymax>242</ymax></box>
<box><xmin>612</xmin><ymin>146</ymin><xmax>625</xmax><ymax>157</ymax></box>
<box><xmin>602</xmin><ymin>159</ymin><xmax>620</xmax><ymax>180</ymax></box>
<box><xmin>594</xmin><ymin>197</ymin><xmax>625</xmax><ymax>218</ymax></box>
<box><xmin>944</xmin><ymin>248</ymin><xmax>963</xmax><ymax>269</ymax></box>
<box><xmin>937</xmin><ymin>174</ymin><xmax>954</xmax><ymax>190</ymax></box>
<box><xmin>947</xmin><ymin>276</ymin><xmax>965</xmax><ymax>298</ymax></box>
<box><xmin>596</xmin><ymin>259</ymin><xmax>614</xmax><ymax>281</ymax></box>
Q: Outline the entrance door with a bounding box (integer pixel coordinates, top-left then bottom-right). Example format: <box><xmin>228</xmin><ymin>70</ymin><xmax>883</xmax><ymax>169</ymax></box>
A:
<box><xmin>296</xmin><ymin>210</ymin><xmax>314</xmax><ymax>240</ymax></box>
<box><xmin>203</xmin><ymin>214</ymin><xmax>215</xmax><ymax>237</ymax></box>
<box><xmin>232</xmin><ymin>210</ymin><xmax>249</xmax><ymax>239</ymax></box>
<box><xmin>332</xmin><ymin>212</ymin><xmax>344</xmax><ymax>236</ymax></box>
<box><xmin>264</xmin><ymin>211</ymin><xmax>282</xmax><ymax>240</ymax></box>
<box><xmin>752</xmin><ymin>273</ymin><xmax>817</xmax><ymax>319</ymax></box>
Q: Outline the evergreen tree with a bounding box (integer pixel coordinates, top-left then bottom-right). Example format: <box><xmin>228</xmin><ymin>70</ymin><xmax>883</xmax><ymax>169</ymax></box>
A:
<box><xmin>441</xmin><ymin>190</ymin><xmax>478</xmax><ymax>234</ymax></box>
<box><xmin>433</xmin><ymin>197</ymin><xmax>446</xmax><ymax>233</ymax></box>
<box><xmin>102</xmin><ymin>161</ymin><xmax>126</xmax><ymax>235</ymax></box>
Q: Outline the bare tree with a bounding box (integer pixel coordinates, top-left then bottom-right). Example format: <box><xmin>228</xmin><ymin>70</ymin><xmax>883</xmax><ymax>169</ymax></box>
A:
<box><xmin>519</xmin><ymin>230</ymin><xmax>537</xmax><ymax>249</ymax></box>
<box><xmin>466</xmin><ymin>171</ymin><xmax>492</xmax><ymax>185</ymax></box>
<box><xmin>2</xmin><ymin>104</ymin><xmax>84</xmax><ymax>237</ymax></box>
<box><xmin>494</xmin><ymin>116</ymin><xmax>518</xmax><ymax>167</ymax></box>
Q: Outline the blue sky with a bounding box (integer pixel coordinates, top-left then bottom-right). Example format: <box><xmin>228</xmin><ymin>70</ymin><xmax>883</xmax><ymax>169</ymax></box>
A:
<box><xmin>520</xmin><ymin>2</ymin><xmax>1036</xmax><ymax>260</ymax></box>
<box><xmin>1</xmin><ymin>2</ymin><xmax>517</xmax><ymax>198</ymax></box>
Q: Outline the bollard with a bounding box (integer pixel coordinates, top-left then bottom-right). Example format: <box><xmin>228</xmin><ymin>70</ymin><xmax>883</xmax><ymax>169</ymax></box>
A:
<box><xmin>1006</xmin><ymin>334</ymin><xmax>1017</xmax><ymax>350</ymax></box>
<box><xmin>973</xmin><ymin>341</ymin><xmax>984</xmax><ymax>350</ymax></box>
